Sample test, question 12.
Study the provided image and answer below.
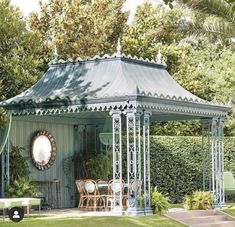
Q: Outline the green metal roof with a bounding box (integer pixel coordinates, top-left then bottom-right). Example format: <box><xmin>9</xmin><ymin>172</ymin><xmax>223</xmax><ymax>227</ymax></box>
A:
<box><xmin>0</xmin><ymin>54</ymin><xmax>231</xmax><ymax>118</ymax></box>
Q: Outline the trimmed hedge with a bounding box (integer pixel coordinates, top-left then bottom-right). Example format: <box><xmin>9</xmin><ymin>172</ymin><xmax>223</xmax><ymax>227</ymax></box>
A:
<box><xmin>150</xmin><ymin>136</ymin><xmax>235</xmax><ymax>203</ymax></box>
<box><xmin>224</xmin><ymin>137</ymin><xmax>235</xmax><ymax>176</ymax></box>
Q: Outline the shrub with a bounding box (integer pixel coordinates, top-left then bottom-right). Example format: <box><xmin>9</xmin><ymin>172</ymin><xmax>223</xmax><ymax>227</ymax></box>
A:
<box><xmin>6</xmin><ymin>177</ymin><xmax>40</xmax><ymax>198</ymax></box>
<box><xmin>151</xmin><ymin>187</ymin><xmax>171</xmax><ymax>214</ymax></box>
<box><xmin>150</xmin><ymin>136</ymin><xmax>203</xmax><ymax>203</ymax></box>
<box><xmin>183</xmin><ymin>191</ymin><xmax>214</xmax><ymax>210</ymax></box>
<box><xmin>75</xmin><ymin>150</ymin><xmax>112</xmax><ymax>179</ymax></box>
<box><xmin>9</xmin><ymin>146</ymin><xmax>30</xmax><ymax>182</ymax></box>
<box><xmin>150</xmin><ymin>136</ymin><xmax>235</xmax><ymax>203</ymax></box>
<box><xmin>6</xmin><ymin>146</ymin><xmax>40</xmax><ymax>198</ymax></box>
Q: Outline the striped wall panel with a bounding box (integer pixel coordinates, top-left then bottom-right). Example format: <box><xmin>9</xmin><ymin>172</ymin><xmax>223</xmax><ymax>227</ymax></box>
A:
<box><xmin>9</xmin><ymin>120</ymin><xmax>76</xmax><ymax>208</ymax></box>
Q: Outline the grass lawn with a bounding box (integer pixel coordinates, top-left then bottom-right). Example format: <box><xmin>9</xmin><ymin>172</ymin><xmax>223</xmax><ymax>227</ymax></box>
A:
<box><xmin>1</xmin><ymin>215</ymin><xmax>186</xmax><ymax>227</ymax></box>
<box><xmin>223</xmin><ymin>202</ymin><xmax>235</xmax><ymax>217</ymax></box>
<box><xmin>170</xmin><ymin>203</ymin><xmax>184</xmax><ymax>208</ymax></box>
<box><xmin>223</xmin><ymin>209</ymin><xmax>235</xmax><ymax>217</ymax></box>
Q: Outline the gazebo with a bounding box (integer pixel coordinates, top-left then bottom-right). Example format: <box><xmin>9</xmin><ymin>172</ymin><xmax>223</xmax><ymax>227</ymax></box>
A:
<box><xmin>0</xmin><ymin>45</ymin><xmax>231</xmax><ymax>215</ymax></box>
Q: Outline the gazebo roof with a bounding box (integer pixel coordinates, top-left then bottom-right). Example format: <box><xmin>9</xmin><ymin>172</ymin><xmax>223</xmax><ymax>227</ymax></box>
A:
<box><xmin>0</xmin><ymin>53</ymin><xmax>231</xmax><ymax>119</ymax></box>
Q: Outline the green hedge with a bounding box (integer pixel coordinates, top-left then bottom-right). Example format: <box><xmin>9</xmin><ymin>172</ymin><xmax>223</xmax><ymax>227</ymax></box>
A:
<box><xmin>150</xmin><ymin>136</ymin><xmax>235</xmax><ymax>203</ymax></box>
<box><xmin>224</xmin><ymin>138</ymin><xmax>235</xmax><ymax>176</ymax></box>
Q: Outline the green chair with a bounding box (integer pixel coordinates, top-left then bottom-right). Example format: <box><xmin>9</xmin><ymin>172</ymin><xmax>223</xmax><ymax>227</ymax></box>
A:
<box><xmin>224</xmin><ymin>171</ymin><xmax>235</xmax><ymax>197</ymax></box>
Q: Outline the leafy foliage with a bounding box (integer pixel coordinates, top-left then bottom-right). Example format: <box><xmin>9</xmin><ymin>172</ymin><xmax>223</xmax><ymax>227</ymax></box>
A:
<box><xmin>5</xmin><ymin>177</ymin><xmax>39</xmax><ymax>198</ymax></box>
<box><xmin>150</xmin><ymin>136</ymin><xmax>235</xmax><ymax>203</ymax></box>
<box><xmin>29</xmin><ymin>0</ymin><xmax>128</xmax><ymax>63</ymax></box>
<box><xmin>123</xmin><ymin>3</ymin><xmax>186</xmax><ymax>57</ymax></box>
<box><xmin>0</xmin><ymin>108</ymin><xmax>8</xmax><ymax>129</ymax></box>
<box><xmin>6</xmin><ymin>145</ymin><xmax>39</xmax><ymax>198</ymax></box>
<box><xmin>0</xmin><ymin>0</ymin><xmax>43</xmax><ymax>127</ymax></box>
<box><xmin>185</xmin><ymin>0</ymin><xmax>235</xmax><ymax>41</ymax></box>
<box><xmin>75</xmin><ymin>151</ymin><xmax>112</xmax><ymax>180</ymax></box>
<box><xmin>151</xmin><ymin>187</ymin><xmax>171</xmax><ymax>214</ymax></box>
<box><xmin>9</xmin><ymin>146</ymin><xmax>30</xmax><ymax>182</ymax></box>
<box><xmin>224</xmin><ymin>137</ymin><xmax>235</xmax><ymax>175</ymax></box>
<box><xmin>150</xmin><ymin>120</ymin><xmax>202</xmax><ymax>136</ymax></box>
<box><xmin>183</xmin><ymin>191</ymin><xmax>214</xmax><ymax>210</ymax></box>
<box><xmin>150</xmin><ymin>136</ymin><xmax>203</xmax><ymax>203</ymax></box>
<box><xmin>0</xmin><ymin>0</ymin><xmax>42</xmax><ymax>100</ymax></box>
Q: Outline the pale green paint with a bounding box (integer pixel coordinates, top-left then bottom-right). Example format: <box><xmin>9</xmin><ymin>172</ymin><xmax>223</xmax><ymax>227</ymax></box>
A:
<box><xmin>8</xmin><ymin>114</ymin><xmax>105</xmax><ymax>208</ymax></box>
<box><xmin>9</xmin><ymin>119</ymin><xmax>76</xmax><ymax>208</ymax></box>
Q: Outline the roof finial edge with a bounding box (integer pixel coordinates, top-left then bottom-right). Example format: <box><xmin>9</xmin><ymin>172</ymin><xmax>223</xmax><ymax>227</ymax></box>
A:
<box><xmin>53</xmin><ymin>45</ymin><xmax>58</xmax><ymax>63</ymax></box>
<box><xmin>116</xmin><ymin>38</ymin><xmax>122</xmax><ymax>57</ymax></box>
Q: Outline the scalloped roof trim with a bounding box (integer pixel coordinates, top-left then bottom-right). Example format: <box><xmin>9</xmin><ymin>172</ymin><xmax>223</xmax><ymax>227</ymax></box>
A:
<box><xmin>48</xmin><ymin>53</ymin><xmax>167</xmax><ymax>68</ymax></box>
<box><xmin>0</xmin><ymin>91</ymin><xmax>230</xmax><ymax>108</ymax></box>
<box><xmin>9</xmin><ymin>100</ymin><xmax>228</xmax><ymax>118</ymax></box>
<box><xmin>139</xmin><ymin>91</ymin><xmax>230</xmax><ymax>107</ymax></box>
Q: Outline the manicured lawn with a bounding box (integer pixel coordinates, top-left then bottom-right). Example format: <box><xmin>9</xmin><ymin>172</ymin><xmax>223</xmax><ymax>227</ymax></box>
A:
<box><xmin>224</xmin><ymin>208</ymin><xmax>235</xmax><ymax>217</ymax></box>
<box><xmin>170</xmin><ymin>203</ymin><xmax>184</xmax><ymax>208</ymax></box>
<box><xmin>223</xmin><ymin>202</ymin><xmax>235</xmax><ymax>217</ymax></box>
<box><xmin>223</xmin><ymin>203</ymin><xmax>235</xmax><ymax>217</ymax></box>
<box><xmin>1</xmin><ymin>215</ymin><xmax>186</xmax><ymax>227</ymax></box>
<box><xmin>225</xmin><ymin>202</ymin><xmax>235</xmax><ymax>207</ymax></box>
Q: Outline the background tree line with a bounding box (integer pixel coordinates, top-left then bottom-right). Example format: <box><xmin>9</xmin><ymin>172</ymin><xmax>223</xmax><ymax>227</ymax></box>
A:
<box><xmin>0</xmin><ymin>0</ymin><xmax>235</xmax><ymax>135</ymax></box>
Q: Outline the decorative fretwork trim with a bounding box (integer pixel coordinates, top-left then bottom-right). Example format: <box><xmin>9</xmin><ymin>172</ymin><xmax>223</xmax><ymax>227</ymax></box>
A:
<box><xmin>8</xmin><ymin>98</ymin><xmax>229</xmax><ymax>118</ymax></box>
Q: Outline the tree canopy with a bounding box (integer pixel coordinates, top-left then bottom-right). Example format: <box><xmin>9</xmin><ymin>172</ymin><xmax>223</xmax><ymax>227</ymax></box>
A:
<box><xmin>0</xmin><ymin>0</ymin><xmax>42</xmax><ymax>100</ymax></box>
<box><xmin>29</xmin><ymin>0</ymin><xmax>128</xmax><ymax>61</ymax></box>
<box><xmin>184</xmin><ymin>0</ymin><xmax>235</xmax><ymax>42</ymax></box>
<box><xmin>0</xmin><ymin>0</ymin><xmax>43</xmax><ymax>127</ymax></box>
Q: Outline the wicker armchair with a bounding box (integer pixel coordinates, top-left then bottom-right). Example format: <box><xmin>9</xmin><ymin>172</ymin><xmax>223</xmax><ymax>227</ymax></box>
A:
<box><xmin>75</xmin><ymin>180</ymin><xmax>87</xmax><ymax>209</ymax></box>
<box><xmin>84</xmin><ymin>179</ymin><xmax>102</xmax><ymax>210</ymax></box>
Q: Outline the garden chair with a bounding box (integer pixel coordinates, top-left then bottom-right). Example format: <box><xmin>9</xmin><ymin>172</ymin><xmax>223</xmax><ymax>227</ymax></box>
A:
<box><xmin>75</xmin><ymin>180</ymin><xmax>87</xmax><ymax>209</ymax></box>
<box><xmin>224</xmin><ymin>171</ymin><xmax>235</xmax><ymax>199</ymax></box>
<box><xmin>84</xmin><ymin>179</ymin><xmax>101</xmax><ymax>210</ymax></box>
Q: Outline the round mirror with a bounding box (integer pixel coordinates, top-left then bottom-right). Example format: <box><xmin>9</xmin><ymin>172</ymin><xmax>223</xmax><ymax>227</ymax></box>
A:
<box><xmin>31</xmin><ymin>130</ymin><xmax>56</xmax><ymax>170</ymax></box>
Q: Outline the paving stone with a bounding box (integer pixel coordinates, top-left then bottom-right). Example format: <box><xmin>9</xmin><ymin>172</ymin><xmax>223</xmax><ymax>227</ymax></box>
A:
<box><xmin>166</xmin><ymin>210</ymin><xmax>235</xmax><ymax>227</ymax></box>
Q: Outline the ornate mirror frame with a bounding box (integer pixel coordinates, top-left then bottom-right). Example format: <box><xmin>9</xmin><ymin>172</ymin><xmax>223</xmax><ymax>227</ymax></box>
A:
<box><xmin>31</xmin><ymin>130</ymin><xmax>57</xmax><ymax>170</ymax></box>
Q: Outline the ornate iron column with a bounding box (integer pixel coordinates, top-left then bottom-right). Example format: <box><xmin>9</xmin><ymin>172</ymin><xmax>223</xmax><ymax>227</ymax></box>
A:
<box><xmin>1</xmin><ymin>139</ymin><xmax>10</xmax><ymax>197</ymax></box>
<box><xmin>210</xmin><ymin>117</ymin><xmax>225</xmax><ymax>207</ymax></box>
<box><xmin>110</xmin><ymin>110</ymin><xmax>123</xmax><ymax>213</ymax></box>
<box><xmin>143</xmin><ymin>110</ymin><xmax>152</xmax><ymax>215</ymax></box>
<box><xmin>201</xmin><ymin>119</ymin><xmax>212</xmax><ymax>192</ymax></box>
<box><xmin>124</xmin><ymin>109</ymin><xmax>143</xmax><ymax>215</ymax></box>
<box><xmin>0</xmin><ymin>113</ymin><xmax>12</xmax><ymax>197</ymax></box>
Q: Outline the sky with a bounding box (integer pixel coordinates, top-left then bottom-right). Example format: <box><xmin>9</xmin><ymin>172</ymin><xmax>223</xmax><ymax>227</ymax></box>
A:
<box><xmin>11</xmin><ymin>0</ymin><xmax>159</xmax><ymax>21</ymax></box>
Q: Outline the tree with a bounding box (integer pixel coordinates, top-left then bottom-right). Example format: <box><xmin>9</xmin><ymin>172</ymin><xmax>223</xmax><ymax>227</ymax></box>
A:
<box><xmin>29</xmin><ymin>0</ymin><xmax>128</xmax><ymax>63</ymax></box>
<box><xmin>122</xmin><ymin>2</ymin><xmax>186</xmax><ymax>57</ymax></box>
<box><xmin>153</xmin><ymin>0</ymin><xmax>235</xmax><ymax>42</ymax></box>
<box><xmin>183</xmin><ymin>0</ymin><xmax>235</xmax><ymax>41</ymax></box>
<box><xmin>0</xmin><ymin>0</ymin><xmax>43</xmax><ymax>128</ymax></box>
<box><xmin>163</xmin><ymin>0</ymin><xmax>235</xmax><ymax>13</ymax></box>
<box><xmin>123</xmin><ymin>2</ymin><xmax>235</xmax><ymax>135</ymax></box>
<box><xmin>0</xmin><ymin>108</ymin><xmax>8</xmax><ymax>128</ymax></box>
